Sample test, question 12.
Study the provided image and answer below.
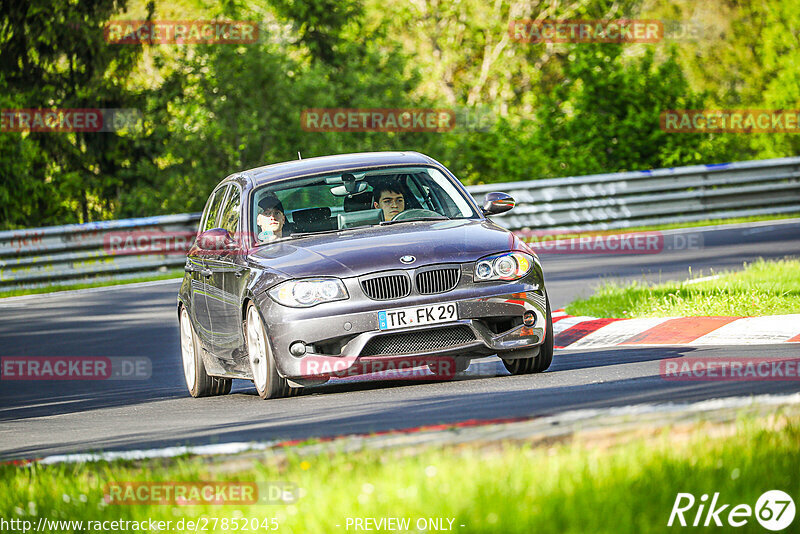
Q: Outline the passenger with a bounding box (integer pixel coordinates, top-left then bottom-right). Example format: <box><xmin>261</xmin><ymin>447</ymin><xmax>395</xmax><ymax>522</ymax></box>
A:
<box><xmin>256</xmin><ymin>195</ymin><xmax>287</xmax><ymax>242</ymax></box>
<box><xmin>372</xmin><ymin>184</ymin><xmax>405</xmax><ymax>221</ymax></box>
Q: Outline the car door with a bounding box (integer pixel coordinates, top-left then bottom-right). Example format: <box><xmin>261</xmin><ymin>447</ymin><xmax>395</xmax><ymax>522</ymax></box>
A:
<box><xmin>192</xmin><ymin>184</ymin><xmax>230</xmax><ymax>355</ymax></box>
<box><xmin>205</xmin><ymin>184</ymin><xmax>249</xmax><ymax>363</ymax></box>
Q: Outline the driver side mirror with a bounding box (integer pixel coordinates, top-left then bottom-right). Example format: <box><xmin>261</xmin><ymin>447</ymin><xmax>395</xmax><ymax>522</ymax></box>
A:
<box><xmin>197</xmin><ymin>228</ymin><xmax>237</xmax><ymax>251</ymax></box>
<box><xmin>482</xmin><ymin>192</ymin><xmax>515</xmax><ymax>216</ymax></box>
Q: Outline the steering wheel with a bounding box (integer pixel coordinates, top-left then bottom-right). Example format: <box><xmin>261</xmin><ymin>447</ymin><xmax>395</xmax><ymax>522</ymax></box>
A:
<box><xmin>391</xmin><ymin>209</ymin><xmax>443</xmax><ymax>221</ymax></box>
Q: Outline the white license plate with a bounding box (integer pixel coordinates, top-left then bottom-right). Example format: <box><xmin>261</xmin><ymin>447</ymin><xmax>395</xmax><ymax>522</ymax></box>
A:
<box><xmin>378</xmin><ymin>303</ymin><xmax>458</xmax><ymax>331</ymax></box>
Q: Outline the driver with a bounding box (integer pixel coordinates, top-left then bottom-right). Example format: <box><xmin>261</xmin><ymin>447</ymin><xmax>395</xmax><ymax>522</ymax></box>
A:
<box><xmin>372</xmin><ymin>184</ymin><xmax>405</xmax><ymax>221</ymax></box>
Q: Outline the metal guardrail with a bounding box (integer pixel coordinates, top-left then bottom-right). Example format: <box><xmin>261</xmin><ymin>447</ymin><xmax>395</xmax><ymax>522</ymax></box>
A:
<box><xmin>476</xmin><ymin>156</ymin><xmax>800</xmax><ymax>230</ymax></box>
<box><xmin>2</xmin><ymin>157</ymin><xmax>799</xmax><ymax>289</ymax></box>
<box><xmin>0</xmin><ymin>214</ymin><xmax>201</xmax><ymax>289</ymax></box>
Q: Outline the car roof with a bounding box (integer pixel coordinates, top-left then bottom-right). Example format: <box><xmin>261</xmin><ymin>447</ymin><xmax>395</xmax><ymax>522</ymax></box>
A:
<box><xmin>241</xmin><ymin>151</ymin><xmax>439</xmax><ymax>186</ymax></box>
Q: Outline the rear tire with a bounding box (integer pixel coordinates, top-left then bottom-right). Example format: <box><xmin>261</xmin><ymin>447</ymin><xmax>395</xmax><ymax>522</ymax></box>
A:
<box><xmin>502</xmin><ymin>297</ymin><xmax>554</xmax><ymax>375</ymax></box>
<box><xmin>179</xmin><ymin>306</ymin><xmax>232</xmax><ymax>397</ymax></box>
<box><xmin>245</xmin><ymin>302</ymin><xmax>292</xmax><ymax>399</ymax></box>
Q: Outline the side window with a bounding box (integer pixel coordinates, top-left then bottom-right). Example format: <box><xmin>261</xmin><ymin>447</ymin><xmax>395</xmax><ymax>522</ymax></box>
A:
<box><xmin>201</xmin><ymin>186</ymin><xmax>229</xmax><ymax>233</ymax></box>
<box><xmin>219</xmin><ymin>186</ymin><xmax>241</xmax><ymax>236</ymax></box>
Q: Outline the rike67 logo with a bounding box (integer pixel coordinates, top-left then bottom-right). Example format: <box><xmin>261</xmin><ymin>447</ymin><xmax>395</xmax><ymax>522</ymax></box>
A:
<box><xmin>669</xmin><ymin>490</ymin><xmax>795</xmax><ymax>530</ymax></box>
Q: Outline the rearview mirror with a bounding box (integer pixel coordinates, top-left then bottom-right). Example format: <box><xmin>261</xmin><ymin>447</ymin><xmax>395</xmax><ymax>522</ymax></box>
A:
<box><xmin>482</xmin><ymin>192</ymin><xmax>515</xmax><ymax>215</ymax></box>
<box><xmin>330</xmin><ymin>182</ymin><xmax>369</xmax><ymax>197</ymax></box>
<box><xmin>197</xmin><ymin>228</ymin><xmax>237</xmax><ymax>251</ymax></box>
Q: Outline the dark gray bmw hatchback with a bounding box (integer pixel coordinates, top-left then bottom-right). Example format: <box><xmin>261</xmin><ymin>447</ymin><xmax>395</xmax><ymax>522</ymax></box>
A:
<box><xmin>178</xmin><ymin>151</ymin><xmax>553</xmax><ymax>399</ymax></box>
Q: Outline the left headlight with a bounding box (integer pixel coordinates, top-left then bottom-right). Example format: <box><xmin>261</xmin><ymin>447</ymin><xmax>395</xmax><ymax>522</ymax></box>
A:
<box><xmin>474</xmin><ymin>252</ymin><xmax>534</xmax><ymax>282</ymax></box>
<box><xmin>268</xmin><ymin>278</ymin><xmax>349</xmax><ymax>308</ymax></box>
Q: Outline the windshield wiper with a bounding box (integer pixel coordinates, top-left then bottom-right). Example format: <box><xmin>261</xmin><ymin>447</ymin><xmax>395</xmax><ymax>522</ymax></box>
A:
<box><xmin>290</xmin><ymin>228</ymin><xmax>346</xmax><ymax>238</ymax></box>
<box><xmin>379</xmin><ymin>216</ymin><xmax>448</xmax><ymax>226</ymax></box>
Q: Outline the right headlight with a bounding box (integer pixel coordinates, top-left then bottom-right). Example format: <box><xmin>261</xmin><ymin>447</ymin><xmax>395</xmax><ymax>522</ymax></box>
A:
<box><xmin>474</xmin><ymin>252</ymin><xmax>533</xmax><ymax>282</ymax></box>
<box><xmin>268</xmin><ymin>278</ymin><xmax>348</xmax><ymax>307</ymax></box>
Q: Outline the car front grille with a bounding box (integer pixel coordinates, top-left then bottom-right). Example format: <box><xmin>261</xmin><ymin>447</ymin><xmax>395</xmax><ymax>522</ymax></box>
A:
<box><xmin>360</xmin><ymin>326</ymin><xmax>476</xmax><ymax>356</ymax></box>
<box><xmin>360</xmin><ymin>273</ymin><xmax>411</xmax><ymax>300</ymax></box>
<box><xmin>416</xmin><ymin>267</ymin><xmax>460</xmax><ymax>294</ymax></box>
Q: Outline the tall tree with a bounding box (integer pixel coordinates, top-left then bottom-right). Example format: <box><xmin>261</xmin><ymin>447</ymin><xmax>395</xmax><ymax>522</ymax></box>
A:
<box><xmin>0</xmin><ymin>0</ymin><xmax>150</xmax><ymax>228</ymax></box>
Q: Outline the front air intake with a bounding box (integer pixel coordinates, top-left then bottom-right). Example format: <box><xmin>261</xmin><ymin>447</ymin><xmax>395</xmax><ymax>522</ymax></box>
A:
<box><xmin>360</xmin><ymin>326</ymin><xmax>476</xmax><ymax>356</ymax></box>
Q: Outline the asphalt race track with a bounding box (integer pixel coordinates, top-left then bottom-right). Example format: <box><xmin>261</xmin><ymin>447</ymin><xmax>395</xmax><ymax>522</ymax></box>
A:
<box><xmin>1</xmin><ymin>220</ymin><xmax>799</xmax><ymax>460</ymax></box>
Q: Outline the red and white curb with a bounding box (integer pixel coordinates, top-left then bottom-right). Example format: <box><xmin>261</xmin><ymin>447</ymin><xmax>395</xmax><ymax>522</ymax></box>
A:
<box><xmin>552</xmin><ymin>309</ymin><xmax>800</xmax><ymax>349</ymax></box>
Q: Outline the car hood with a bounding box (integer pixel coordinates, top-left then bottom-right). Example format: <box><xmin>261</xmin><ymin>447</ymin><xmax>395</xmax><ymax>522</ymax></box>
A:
<box><xmin>248</xmin><ymin>219</ymin><xmax>528</xmax><ymax>279</ymax></box>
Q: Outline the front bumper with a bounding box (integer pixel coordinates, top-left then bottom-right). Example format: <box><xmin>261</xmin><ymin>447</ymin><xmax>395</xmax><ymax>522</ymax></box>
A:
<box><xmin>254</xmin><ymin>263</ymin><xmax>548</xmax><ymax>379</ymax></box>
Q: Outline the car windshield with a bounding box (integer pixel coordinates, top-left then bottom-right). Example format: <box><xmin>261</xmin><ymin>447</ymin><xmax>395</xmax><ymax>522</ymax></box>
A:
<box><xmin>250</xmin><ymin>166</ymin><xmax>479</xmax><ymax>243</ymax></box>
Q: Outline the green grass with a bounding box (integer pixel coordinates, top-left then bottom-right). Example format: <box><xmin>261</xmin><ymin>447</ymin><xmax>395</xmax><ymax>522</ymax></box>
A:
<box><xmin>1</xmin><ymin>412</ymin><xmax>798</xmax><ymax>533</ymax></box>
<box><xmin>609</xmin><ymin>213</ymin><xmax>800</xmax><ymax>233</ymax></box>
<box><xmin>0</xmin><ymin>271</ymin><xmax>183</xmax><ymax>299</ymax></box>
<box><xmin>565</xmin><ymin>258</ymin><xmax>800</xmax><ymax>318</ymax></box>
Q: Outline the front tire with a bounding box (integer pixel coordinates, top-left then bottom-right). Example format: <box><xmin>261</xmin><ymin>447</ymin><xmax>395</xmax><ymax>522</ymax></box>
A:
<box><xmin>245</xmin><ymin>303</ymin><xmax>292</xmax><ymax>399</ymax></box>
<box><xmin>502</xmin><ymin>298</ymin><xmax>554</xmax><ymax>375</ymax></box>
<box><xmin>179</xmin><ymin>306</ymin><xmax>232</xmax><ymax>397</ymax></box>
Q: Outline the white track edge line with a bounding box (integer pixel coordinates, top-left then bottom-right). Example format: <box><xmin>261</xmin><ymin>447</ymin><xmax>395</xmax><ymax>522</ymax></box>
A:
<box><xmin>25</xmin><ymin>393</ymin><xmax>800</xmax><ymax>466</ymax></box>
<box><xmin>0</xmin><ymin>278</ymin><xmax>183</xmax><ymax>305</ymax></box>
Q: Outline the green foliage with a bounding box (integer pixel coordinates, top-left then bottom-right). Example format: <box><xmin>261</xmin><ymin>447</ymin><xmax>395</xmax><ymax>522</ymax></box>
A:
<box><xmin>267</xmin><ymin>0</ymin><xmax>363</xmax><ymax>65</ymax></box>
<box><xmin>1</xmin><ymin>0</ymin><xmax>797</xmax><ymax>228</ymax></box>
<box><xmin>524</xmin><ymin>45</ymin><xmax>718</xmax><ymax>177</ymax></box>
<box><xmin>0</xmin><ymin>0</ymin><xmax>151</xmax><ymax>227</ymax></box>
<box><xmin>131</xmin><ymin>1</ymin><xmax>429</xmax><ymax>215</ymax></box>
